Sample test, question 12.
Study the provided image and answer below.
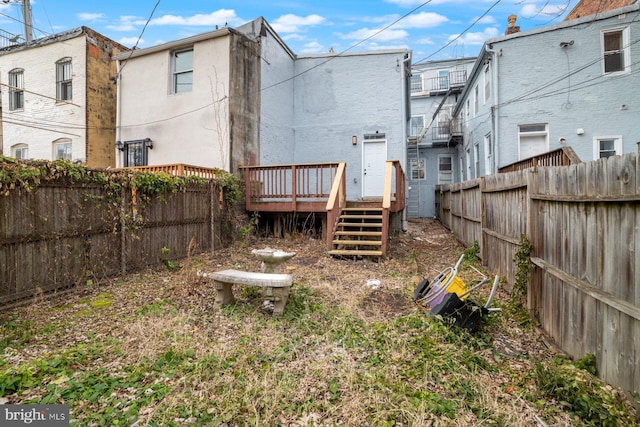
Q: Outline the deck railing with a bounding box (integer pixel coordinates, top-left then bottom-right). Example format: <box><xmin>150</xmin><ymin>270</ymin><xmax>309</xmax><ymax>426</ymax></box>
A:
<box><xmin>242</xmin><ymin>162</ymin><xmax>341</xmax><ymax>212</ymax></box>
<box><xmin>325</xmin><ymin>163</ymin><xmax>347</xmax><ymax>249</ymax></box>
<box><xmin>498</xmin><ymin>146</ymin><xmax>581</xmax><ymax>173</ymax></box>
<box><xmin>124</xmin><ymin>163</ymin><xmax>219</xmax><ymax>179</ymax></box>
<box><xmin>382</xmin><ymin>160</ymin><xmax>406</xmax><ymax>254</ymax></box>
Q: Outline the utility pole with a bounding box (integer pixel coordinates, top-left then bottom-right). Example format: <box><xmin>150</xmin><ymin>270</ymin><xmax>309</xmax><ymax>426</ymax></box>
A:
<box><xmin>21</xmin><ymin>0</ymin><xmax>32</xmax><ymax>42</ymax></box>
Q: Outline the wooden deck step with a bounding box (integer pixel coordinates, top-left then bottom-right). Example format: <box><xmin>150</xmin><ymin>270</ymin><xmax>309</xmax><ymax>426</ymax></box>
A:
<box><xmin>337</xmin><ymin>222</ymin><xmax>383</xmax><ymax>228</ymax></box>
<box><xmin>339</xmin><ymin>214</ymin><xmax>383</xmax><ymax>220</ymax></box>
<box><xmin>332</xmin><ymin>239</ymin><xmax>382</xmax><ymax>246</ymax></box>
<box><xmin>334</xmin><ymin>231</ymin><xmax>382</xmax><ymax>237</ymax></box>
<box><xmin>327</xmin><ymin>249</ymin><xmax>383</xmax><ymax>257</ymax></box>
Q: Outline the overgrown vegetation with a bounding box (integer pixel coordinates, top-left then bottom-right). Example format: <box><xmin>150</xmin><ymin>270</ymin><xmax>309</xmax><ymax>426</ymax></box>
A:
<box><xmin>534</xmin><ymin>354</ymin><xmax>635</xmax><ymax>426</ymax></box>
<box><xmin>1</xmin><ymin>232</ymin><xmax>637</xmax><ymax>426</ymax></box>
<box><xmin>512</xmin><ymin>234</ymin><xmax>533</xmax><ymax>300</ymax></box>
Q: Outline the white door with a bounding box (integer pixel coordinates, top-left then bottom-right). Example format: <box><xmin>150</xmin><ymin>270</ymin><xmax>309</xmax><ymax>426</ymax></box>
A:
<box><xmin>362</xmin><ymin>140</ymin><xmax>387</xmax><ymax>198</ymax></box>
<box><xmin>520</xmin><ymin>134</ymin><xmax>547</xmax><ymax>159</ymax></box>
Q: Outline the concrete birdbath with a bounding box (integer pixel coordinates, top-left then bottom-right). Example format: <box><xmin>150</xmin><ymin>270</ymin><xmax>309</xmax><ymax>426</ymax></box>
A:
<box><xmin>252</xmin><ymin>248</ymin><xmax>296</xmax><ymax>274</ymax></box>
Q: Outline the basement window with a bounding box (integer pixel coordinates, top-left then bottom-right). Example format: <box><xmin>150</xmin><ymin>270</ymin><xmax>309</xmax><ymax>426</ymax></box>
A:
<box><xmin>53</xmin><ymin>138</ymin><xmax>72</xmax><ymax>160</ymax></box>
<box><xmin>11</xmin><ymin>143</ymin><xmax>28</xmax><ymax>160</ymax></box>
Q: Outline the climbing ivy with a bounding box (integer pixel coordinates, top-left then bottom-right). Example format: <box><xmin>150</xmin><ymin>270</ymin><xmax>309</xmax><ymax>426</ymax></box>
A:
<box><xmin>512</xmin><ymin>234</ymin><xmax>533</xmax><ymax>299</ymax></box>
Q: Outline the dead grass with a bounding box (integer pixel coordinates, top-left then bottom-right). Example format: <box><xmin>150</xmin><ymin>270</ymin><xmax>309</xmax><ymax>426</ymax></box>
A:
<box><xmin>0</xmin><ymin>219</ymin><xmax>637</xmax><ymax>426</ymax></box>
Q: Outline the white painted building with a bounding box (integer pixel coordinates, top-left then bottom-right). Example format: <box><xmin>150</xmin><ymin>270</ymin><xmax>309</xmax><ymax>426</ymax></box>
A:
<box><xmin>113</xmin><ymin>27</ymin><xmax>260</xmax><ymax>173</ymax></box>
<box><xmin>0</xmin><ymin>27</ymin><xmax>127</xmax><ymax>168</ymax></box>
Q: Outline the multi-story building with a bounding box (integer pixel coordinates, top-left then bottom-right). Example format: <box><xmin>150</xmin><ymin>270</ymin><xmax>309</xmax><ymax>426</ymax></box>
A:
<box><xmin>407</xmin><ymin>57</ymin><xmax>475</xmax><ymax>217</ymax></box>
<box><xmin>453</xmin><ymin>1</ymin><xmax>640</xmax><ymax>178</ymax></box>
<box><xmin>0</xmin><ymin>27</ymin><xmax>127</xmax><ymax>167</ymax></box>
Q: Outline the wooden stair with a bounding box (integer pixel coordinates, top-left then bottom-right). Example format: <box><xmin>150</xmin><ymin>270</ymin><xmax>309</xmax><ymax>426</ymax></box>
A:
<box><xmin>328</xmin><ymin>204</ymin><xmax>384</xmax><ymax>257</ymax></box>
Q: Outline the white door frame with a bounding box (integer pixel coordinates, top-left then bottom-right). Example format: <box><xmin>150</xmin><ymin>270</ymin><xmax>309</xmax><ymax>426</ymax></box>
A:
<box><xmin>361</xmin><ymin>138</ymin><xmax>387</xmax><ymax>198</ymax></box>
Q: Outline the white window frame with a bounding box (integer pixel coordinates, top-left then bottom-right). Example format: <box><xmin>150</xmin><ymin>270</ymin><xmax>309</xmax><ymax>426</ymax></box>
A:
<box><xmin>437</xmin><ymin>155</ymin><xmax>453</xmax><ymax>184</ymax></box>
<box><xmin>53</xmin><ymin>139</ymin><xmax>72</xmax><ymax>160</ymax></box>
<box><xmin>409</xmin><ymin>158</ymin><xmax>426</xmax><ymax>180</ymax></box>
<box><xmin>473</xmin><ymin>85</ymin><xmax>479</xmax><ymax>116</ymax></box>
<box><xmin>410</xmin><ymin>115</ymin><xmax>425</xmax><ymax>138</ymax></box>
<box><xmin>410</xmin><ymin>73</ymin><xmax>423</xmax><ymax>95</ymax></box>
<box><xmin>484</xmin><ymin>132</ymin><xmax>492</xmax><ymax>175</ymax></box>
<box><xmin>483</xmin><ymin>65</ymin><xmax>490</xmax><ymax>104</ymax></box>
<box><xmin>8</xmin><ymin>68</ymin><xmax>24</xmax><ymax>111</ymax></box>
<box><xmin>11</xmin><ymin>143</ymin><xmax>28</xmax><ymax>160</ymax></box>
<box><xmin>438</xmin><ymin>70</ymin><xmax>450</xmax><ymax>90</ymax></box>
<box><xmin>474</xmin><ymin>143</ymin><xmax>480</xmax><ymax>178</ymax></box>
<box><xmin>593</xmin><ymin>135</ymin><xmax>622</xmax><ymax>159</ymax></box>
<box><xmin>171</xmin><ymin>48</ymin><xmax>194</xmax><ymax>94</ymax></box>
<box><xmin>465</xmin><ymin>147</ymin><xmax>472</xmax><ymax>180</ymax></box>
<box><xmin>56</xmin><ymin>57</ymin><xmax>72</xmax><ymax>101</ymax></box>
<box><xmin>601</xmin><ymin>26</ymin><xmax>630</xmax><ymax>75</ymax></box>
<box><xmin>518</xmin><ymin>123</ymin><xmax>549</xmax><ymax>159</ymax></box>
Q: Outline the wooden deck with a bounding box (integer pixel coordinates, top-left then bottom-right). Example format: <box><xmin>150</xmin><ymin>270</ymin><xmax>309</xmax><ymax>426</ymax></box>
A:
<box><xmin>241</xmin><ymin>161</ymin><xmax>406</xmax><ymax>256</ymax></box>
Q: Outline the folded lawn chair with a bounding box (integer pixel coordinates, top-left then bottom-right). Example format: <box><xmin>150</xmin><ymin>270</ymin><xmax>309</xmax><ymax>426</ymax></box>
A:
<box><xmin>413</xmin><ymin>254</ymin><xmax>500</xmax><ymax>332</ymax></box>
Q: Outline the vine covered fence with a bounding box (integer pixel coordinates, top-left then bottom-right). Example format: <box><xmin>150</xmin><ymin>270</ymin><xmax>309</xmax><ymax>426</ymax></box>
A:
<box><xmin>0</xmin><ymin>160</ymin><xmax>232</xmax><ymax>309</ymax></box>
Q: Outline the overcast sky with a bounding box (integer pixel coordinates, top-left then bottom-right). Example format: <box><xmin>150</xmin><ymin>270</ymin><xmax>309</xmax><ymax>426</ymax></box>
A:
<box><xmin>0</xmin><ymin>1</ymin><xmax>577</xmax><ymax>60</ymax></box>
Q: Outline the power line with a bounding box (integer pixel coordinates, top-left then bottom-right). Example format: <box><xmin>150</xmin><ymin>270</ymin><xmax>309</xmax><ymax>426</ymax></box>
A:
<box><xmin>116</xmin><ymin>0</ymin><xmax>161</xmax><ymax>80</ymax></box>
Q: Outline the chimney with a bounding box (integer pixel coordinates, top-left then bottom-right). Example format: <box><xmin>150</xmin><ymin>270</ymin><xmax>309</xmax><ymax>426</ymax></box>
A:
<box><xmin>505</xmin><ymin>14</ymin><xmax>520</xmax><ymax>35</ymax></box>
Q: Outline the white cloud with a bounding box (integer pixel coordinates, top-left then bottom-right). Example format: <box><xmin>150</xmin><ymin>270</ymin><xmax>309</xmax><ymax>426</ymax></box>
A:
<box><xmin>415</xmin><ymin>37</ymin><xmax>435</xmax><ymax>45</ymax></box>
<box><xmin>342</xmin><ymin>27</ymin><xmax>409</xmax><ymax>43</ymax></box>
<box><xmin>300</xmin><ymin>41</ymin><xmax>324</xmax><ymax>54</ymax></box>
<box><xmin>385</xmin><ymin>0</ymin><xmax>493</xmax><ymax>5</ymax></box>
<box><xmin>149</xmin><ymin>9</ymin><xmax>241</xmax><ymax>27</ymax></box>
<box><xmin>521</xmin><ymin>3</ymin><xmax>569</xmax><ymax>19</ymax></box>
<box><xmin>476</xmin><ymin>15</ymin><xmax>497</xmax><ymax>25</ymax></box>
<box><xmin>396</xmin><ymin>12</ymin><xmax>448</xmax><ymax>29</ymax></box>
<box><xmin>119</xmin><ymin>36</ymin><xmax>143</xmax><ymax>47</ymax></box>
<box><xmin>271</xmin><ymin>14</ymin><xmax>326</xmax><ymax>33</ymax></box>
<box><xmin>107</xmin><ymin>16</ymin><xmax>142</xmax><ymax>32</ymax></box>
<box><xmin>448</xmin><ymin>27</ymin><xmax>499</xmax><ymax>45</ymax></box>
<box><xmin>77</xmin><ymin>13</ymin><xmax>104</xmax><ymax>22</ymax></box>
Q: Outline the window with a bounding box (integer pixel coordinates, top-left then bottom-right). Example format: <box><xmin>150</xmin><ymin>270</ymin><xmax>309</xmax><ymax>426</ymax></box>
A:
<box><xmin>474</xmin><ymin>143</ymin><xmax>480</xmax><ymax>178</ymax></box>
<box><xmin>121</xmin><ymin>139</ymin><xmax>152</xmax><ymax>167</ymax></box>
<box><xmin>11</xmin><ymin>144</ymin><xmax>28</xmax><ymax>160</ymax></box>
<box><xmin>466</xmin><ymin>99</ymin><xmax>470</xmax><ymax>118</ymax></box>
<box><xmin>484</xmin><ymin>133</ymin><xmax>492</xmax><ymax>174</ymax></box>
<box><xmin>409</xmin><ymin>158</ymin><xmax>425</xmax><ymax>180</ymax></box>
<box><xmin>473</xmin><ymin>85</ymin><xmax>479</xmax><ymax>116</ymax></box>
<box><xmin>593</xmin><ymin>136</ymin><xmax>622</xmax><ymax>159</ymax></box>
<box><xmin>518</xmin><ymin>123</ymin><xmax>548</xmax><ymax>159</ymax></box>
<box><xmin>8</xmin><ymin>68</ymin><xmax>24</xmax><ymax>110</ymax></box>
<box><xmin>483</xmin><ymin>65</ymin><xmax>490</xmax><ymax>103</ymax></box>
<box><xmin>172</xmin><ymin>48</ymin><xmax>193</xmax><ymax>93</ymax></box>
<box><xmin>56</xmin><ymin>58</ymin><xmax>72</xmax><ymax>101</ymax></box>
<box><xmin>53</xmin><ymin>139</ymin><xmax>72</xmax><ymax>160</ymax></box>
<box><xmin>602</xmin><ymin>27</ymin><xmax>629</xmax><ymax>74</ymax></box>
<box><xmin>438</xmin><ymin>70</ymin><xmax>450</xmax><ymax>90</ymax></box>
<box><xmin>410</xmin><ymin>73</ymin><xmax>423</xmax><ymax>95</ymax></box>
<box><xmin>438</xmin><ymin>155</ymin><xmax>453</xmax><ymax>184</ymax></box>
<box><xmin>466</xmin><ymin>147</ymin><xmax>472</xmax><ymax>179</ymax></box>
<box><xmin>410</xmin><ymin>115</ymin><xmax>424</xmax><ymax>137</ymax></box>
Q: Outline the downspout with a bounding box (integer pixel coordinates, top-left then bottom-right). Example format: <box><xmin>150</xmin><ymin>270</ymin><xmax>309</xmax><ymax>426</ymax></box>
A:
<box><xmin>401</xmin><ymin>51</ymin><xmax>411</xmax><ymax>232</ymax></box>
<box><xmin>485</xmin><ymin>44</ymin><xmax>499</xmax><ymax>173</ymax></box>
<box><xmin>115</xmin><ymin>60</ymin><xmax>122</xmax><ymax>168</ymax></box>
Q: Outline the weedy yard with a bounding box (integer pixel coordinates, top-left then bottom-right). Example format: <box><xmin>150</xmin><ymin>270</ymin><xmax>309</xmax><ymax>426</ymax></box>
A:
<box><xmin>0</xmin><ymin>219</ymin><xmax>637</xmax><ymax>426</ymax></box>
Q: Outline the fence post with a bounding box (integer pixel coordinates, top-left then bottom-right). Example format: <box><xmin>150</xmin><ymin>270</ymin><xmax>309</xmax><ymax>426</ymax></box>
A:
<box><xmin>120</xmin><ymin>186</ymin><xmax>127</xmax><ymax>275</ymax></box>
<box><xmin>526</xmin><ymin>168</ymin><xmax>538</xmax><ymax>314</ymax></box>
<box><xmin>210</xmin><ymin>180</ymin><xmax>217</xmax><ymax>255</ymax></box>
<box><xmin>480</xmin><ymin>176</ymin><xmax>487</xmax><ymax>263</ymax></box>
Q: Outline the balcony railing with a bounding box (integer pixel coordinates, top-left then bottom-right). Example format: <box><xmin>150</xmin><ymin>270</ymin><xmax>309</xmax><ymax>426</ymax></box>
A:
<box><xmin>123</xmin><ymin>163</ymin><xmax>219</xmax><ymax>179</ymax></box>
<box><xmin>412</xmin><ymin>70</ymin><xmax>468</xmax><ymax>96</ymax></box>
<box><xmin>242</xmin><ymin>162</ymin><xmax>341</xmax><ymax>212</ymax></box>
<box><xmin>498</xmin><ymin>146</ymin><xmax>582</xmax><ymax>173</ymax></box>
<box><xmin>382</xmin><ymin>160</ymin><xmax>406</xmax><ymax>254</ymax></box>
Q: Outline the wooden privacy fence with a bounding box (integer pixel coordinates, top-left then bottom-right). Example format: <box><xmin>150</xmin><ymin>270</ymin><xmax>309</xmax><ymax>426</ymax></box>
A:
<box><xmin>0</xmin><ymin>180</ymin><xmax>222</xmax><ymax>309</ymax></box>
<box><xmin>436</xmin><ymin>153</ymin><xmax>640</xmax><ymax>395</ymax></box>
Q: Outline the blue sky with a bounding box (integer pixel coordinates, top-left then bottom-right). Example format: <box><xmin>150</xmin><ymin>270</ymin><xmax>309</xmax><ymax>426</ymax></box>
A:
<box><xmin>0</xmin><ymin>1</ymin><xmax>577</xmax><ymax>60</ymax></box>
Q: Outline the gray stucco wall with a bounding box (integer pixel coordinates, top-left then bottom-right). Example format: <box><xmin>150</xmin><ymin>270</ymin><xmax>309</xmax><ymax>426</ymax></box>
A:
<box><xmin>293</xmin><ymin>51</ymin><xmax>408</xmax><ymax>199</ymax></box>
